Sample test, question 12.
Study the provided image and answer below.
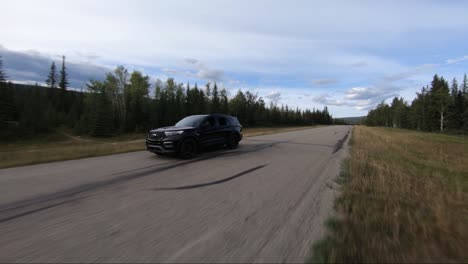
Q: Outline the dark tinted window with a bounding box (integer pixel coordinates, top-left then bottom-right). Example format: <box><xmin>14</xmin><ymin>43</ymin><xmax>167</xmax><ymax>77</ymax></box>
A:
<box><xmin>175</xmin><ymin>115</ymin><xmax>207</xmax><ymax>127</ymax></box>
<box><xmin>228</xmin><ymin>117</ymin><xmax>241</xmax><ymax>126</ymax></box>
<box><xmin>201</xmin><ymin>116</ymin><xmax>216</xmax><ymax>128</ymax></box>
<box><xmin>218</xmin><ymin>117</ymin><xmax>227</xmax><ymax>126</ymax></box>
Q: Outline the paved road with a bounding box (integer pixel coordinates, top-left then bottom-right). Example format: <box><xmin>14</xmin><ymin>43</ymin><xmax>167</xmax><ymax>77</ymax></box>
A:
<box><xmin>0</xmin><ymin>126</ymin><xmax>351</xmax><ymax>263</ymax></box>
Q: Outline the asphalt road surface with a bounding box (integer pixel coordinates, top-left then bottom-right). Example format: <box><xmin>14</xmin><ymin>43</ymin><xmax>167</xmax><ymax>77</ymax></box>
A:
<box><xmin>0</xmin><ymin>126</ymin><xmax>352</xmax><ymax>263</ymax></box>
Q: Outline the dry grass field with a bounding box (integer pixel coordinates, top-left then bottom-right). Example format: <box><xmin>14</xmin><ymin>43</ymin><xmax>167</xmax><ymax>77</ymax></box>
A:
<box><xmin>0</xmin><ymin>126</ymin><xmax>316</xmax><ymax>168</ymax></box>
<box><xmin>311</xmin><ymin>126</ymin><xmax>468</xmax><ymax>263</ymax></box>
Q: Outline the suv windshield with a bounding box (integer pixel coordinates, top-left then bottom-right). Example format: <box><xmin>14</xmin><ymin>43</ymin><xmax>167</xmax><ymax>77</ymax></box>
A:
<box><xmin>175</xmin><ymin>115</ymin><xmax>207</xmax><ymax>127</ymax></box>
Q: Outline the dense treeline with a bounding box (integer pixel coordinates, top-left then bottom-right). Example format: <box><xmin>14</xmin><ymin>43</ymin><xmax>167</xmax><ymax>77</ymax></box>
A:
<box><xmin>366</xmin><ymin>74</ymin><xmax>468</xmax><ymax>133</ymax></box>
<box><xmin>0</xmin><ymin>60</ymin><xmax>333</xmax><ymax>139</ymax></box>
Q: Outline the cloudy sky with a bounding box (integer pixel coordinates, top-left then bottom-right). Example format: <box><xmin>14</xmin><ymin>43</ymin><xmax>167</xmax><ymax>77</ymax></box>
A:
<box><xmin>2</xmin><ymin>0</ymin><xmax>468</xmax><ymax>117</ymax></box>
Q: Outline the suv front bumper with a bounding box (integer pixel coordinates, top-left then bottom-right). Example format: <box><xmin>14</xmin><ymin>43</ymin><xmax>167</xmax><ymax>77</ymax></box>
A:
<box><xmin>146</xmin><ymin>139</ymin><xmax>177</xmax><ymax>154</ymax></box>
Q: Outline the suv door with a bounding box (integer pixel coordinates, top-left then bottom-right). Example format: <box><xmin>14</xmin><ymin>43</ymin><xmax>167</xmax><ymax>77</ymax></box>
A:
<box><xmin>217</xmin><ymin>116</ymin><xmax>231</xmax><ymax>142</ymax></box>
<box><xmin>199</xmin><ymin>116</ymin><xmax>222</xmax><ymax>146</ymax></box>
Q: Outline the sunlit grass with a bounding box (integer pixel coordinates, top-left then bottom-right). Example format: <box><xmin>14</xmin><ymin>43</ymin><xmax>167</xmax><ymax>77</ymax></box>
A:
<box><xmin>0</xmin><ymin>140</ymin><xmax>145</xmax><ymax>168</ymax></box>
<box><xmin>311</xmin><ymin>126</ymin><xmax>468</xmax><ymax>263</ymax></box>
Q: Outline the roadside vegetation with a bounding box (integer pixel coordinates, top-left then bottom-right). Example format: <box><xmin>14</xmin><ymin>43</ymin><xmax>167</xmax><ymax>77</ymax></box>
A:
<box><xmin>0</xmin><ymin>126</ymin><xmax>316</xmax><ymax>168</ymax></box>
<box><xmin>311</xmin><ymin>126</ymin><xmax>468</xmax><ymax>263</ymax></box>
<box><xmin>366</xmin><ymin>74</ymin><xmax>468</xmax><ymax>134</ymax></box>
<box><xmin>0</xmin><ymin>56</ymin><xmax>334</xmax><ymax>141</ymax></box>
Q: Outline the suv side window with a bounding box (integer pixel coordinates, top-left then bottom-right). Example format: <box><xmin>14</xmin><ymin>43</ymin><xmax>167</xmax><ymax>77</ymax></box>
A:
<box><xmin>202</xmin><ymin>116</ymin><xmax>216</xmax><ymax>129</ymax></box>
<box><xmin>218</xmin><ymin>117</ymin><xmax>227</xmax><ymax>127</ymax></box>
<box><xmin>228</xmin><ymin>117</ymin><xmax>240</xmax><ymax>126</ymax></box>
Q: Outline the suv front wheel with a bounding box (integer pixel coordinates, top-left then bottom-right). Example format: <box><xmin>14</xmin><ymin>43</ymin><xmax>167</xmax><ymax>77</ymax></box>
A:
<box><xmin>178</xmin><ymin>138</ymin><xmax>198</xmax><ymax>159</ymax></box>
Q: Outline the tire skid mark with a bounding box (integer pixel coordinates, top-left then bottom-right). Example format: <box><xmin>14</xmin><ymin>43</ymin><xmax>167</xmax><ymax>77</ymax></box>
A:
<box><xmin>109</xmin><ymin>159</ymin><xmax>182</xmax><ymax>176</ymax></box>
<box><xmin>0</xmin><ymin>142</ymin><xmax>274</xmax><ymax>217</ymax></box>
<box><xmin>0</xmin><ymin>156</ymin><xmax>217</xmax><ymax>214</ymax></box>
<box><xmin>244</xmin><ymin>139</ymin><xmax>335</xmax><ymax>148</ymax></box>
<box><xmin>0</xmin><ymin>195</ymin><xmax>91</xmax><ymax>224</ymax></box>
<box><xmin>333</xmin><ymin>130</ymin><xmax>350</xmax><ymax>154</ymax></box>
<box><xmin>153</xmin><ymin>164</ymin><xmax>269</xmax><ymax>191</ymax></box>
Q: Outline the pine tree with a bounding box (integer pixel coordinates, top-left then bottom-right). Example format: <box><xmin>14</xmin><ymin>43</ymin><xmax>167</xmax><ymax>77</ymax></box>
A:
<box><xmin>88</xmin><ymin>81</ymin><xmax>113</xmax><ymax>136</ymax></box>
<box><xmin>211</xmin><ymin>82</ymin><xmax>220</xmax><ymax>113</ymax></box>
<box><xmin>0</xmin><ymin>56</ymin><xmax>7</xmax><ymax>82</ymax></box>
<box><xmin>46</xmin><ymin>62</ymin><xmax>57</xmax><ymax>88</ymax></box>
<box><xmin>199</xmin><ymin>89</ymin><xmax>206</xmax><ymax>114</ymax></box>
<box><xmin>450</xmin><ymin>78</ymin><xmax>459</xmax><ymax>97</ymax></box>
<box><xmin>185</xmin><ymin>82</ymin><xmax>192</xmax><ymax>116</ymax></box>
<box><xmin>205</xmin><ymin>82</ymin><xmax>211</xmax><ymax>101</ymax></box>
<box><xmin>126</xmin><ymin>71</ymin><xmax>150</xmax><ymax>131</ymax></box>
<box><xmin>105</xmin><ymin>66</ymin><xmax>129</xmax><ymax>130</ymax></box>
<box><xmin>462</xmin><ymin>74</ymin><xmax>468</xmax><ymax>95</ymax></box>
<box><xmin>429</xmin><ymin>75</ymin><xmax>450</xmax><ymax>132</ymax></box>
<box><xmin>59</xmin><ymin>55</ymin><xmax>69</xmax><ymax>90</ymax></box>
<box><xmin>92</xmin><ymin>91</ymin><xmax>113</xmax><ymax>136</ymax></box>
<box><xmin>0</xmin><ymin>82</ymin><xmax>16</xmax><ymax>130</ymax></box>
<box><xmin>20</xmin><ymin>85</ymin><xmax>53</xmax><ymax>134</ymax></box>
<box><xmin>462</xmin><ymin>74</ymin><xmax>468</xmax><ymax>132</ymax></box>
<box><xmin>230</xmin><ymin>90</ymin><xmax>247</xmax><ymax>124</ymax></box>
<box><xmin>220</xmin><ymin>88</ymin><xmax>229</xmax><ymax>114</ymax></box>
<box><xmin>163</xmin><ymin>78</ymin><xmax>178</xmax><ymax>125</ymax></box>
<box><xmin>464</xmin><ymin>105</ymin><xmax>468</xmax><ymax>132</ymax></box>
<box><xmin>447</xmin><ymin>78</ymin><xmax>463</xmax><ymax>130</ymax></box>
<box><xmin>390</xmin><ymin>97</ymin><xmax>408</xmax><ymax>128</ymax></box>
<box><xmin>192</xmin><ymin>83</ymin><xmax>200</xmax><ymax>114</ymax></box>
<box><xmin>175</xmin><ymin>83</ymin><xmax>185</xmax><ymax>120</ymax></box>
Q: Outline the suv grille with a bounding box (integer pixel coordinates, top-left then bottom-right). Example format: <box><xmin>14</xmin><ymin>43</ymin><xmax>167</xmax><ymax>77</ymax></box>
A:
<box><xmin>148</xmin><ymin>131</ymin><xmax>164</xmax><ymax>140</ymax></box>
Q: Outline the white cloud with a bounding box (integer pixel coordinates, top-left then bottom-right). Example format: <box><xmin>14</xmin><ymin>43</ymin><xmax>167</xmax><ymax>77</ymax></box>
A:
<box><xmin>382</xmin><ymin>64</ymin><xmax>438</xmax><ymax>82</ymax></box>
<box><xmin>265</xmin><ymin>91</ymin><xmax>282</xmax><ymax>103</ymax></box>
<box><xmin>162</xmin><ymin>68</ymin><xmax>178</xmax><ymax>75</ymax></box>
<box><xmin>349</xmin><ymin>61</ymin><xmax>368</xmax><ymax>67</ymax></box>
<box><xmin>313</xmin><ymin>83</ymin><xmax>402</xmax><ymax>111</ymax></box>
<box><xmin>167</xmin><ymin>59</ymin><xmax>229</xmax><ymax>83</ymax></box>
<box><xmin>312</xmin><ymin>94</ymin><xmax>348</xmax><ymax>106</ymax></box>
<box><xmin>312</xmin><ymin>78</ymin><xmax>338</xmax><ymax>85</ymax></box>
<box><xmin>184</xmin><ymin>58</ymin><xmax>198</xmax><ymax>65</ymax></box>
<box><xmin>71</xmin><ymin>50</ymin><xmax>100</xmax><ymax>62</ymax></box>
<box><xmin>446</xmin><ymin>55</ymin><xmax>468</xmax><ymax>65</ymax></box>
<box><xmin>344</xmin><ymin>84</ymin><xmax>401</xmax><ymax>110</ymax></box>
<box><xmin>197</xmin><ymin>69</ymin><xmax>225</xmax><ymax>82</ymax></box>
<box><xmin>345</xmin><ymin>86</ymin><xmax>393</xmax><ymax>100</ymax></box>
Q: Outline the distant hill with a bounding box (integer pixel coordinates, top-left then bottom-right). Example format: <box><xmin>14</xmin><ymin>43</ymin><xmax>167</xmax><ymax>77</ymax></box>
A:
<box><xmin>336</xmin><ymin>116</ymin><xmax>366</xmax><ymax>125</ymax></box>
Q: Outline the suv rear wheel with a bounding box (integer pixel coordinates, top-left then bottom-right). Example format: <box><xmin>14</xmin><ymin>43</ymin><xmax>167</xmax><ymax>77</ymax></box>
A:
<box><xmin>178</xmin><ymin>138</ymin><xmax>198</xmax><ymax>159</ymax></box>
<box><xmin>227</xmin><ymin>134</ymin><xmax>239</xmax><ymax>149</ymax></box>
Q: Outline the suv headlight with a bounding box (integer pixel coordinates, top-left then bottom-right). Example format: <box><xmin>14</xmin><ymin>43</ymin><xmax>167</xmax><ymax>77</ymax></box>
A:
<box><xmin>164</xmin><ymin>131</ymin><xmax>184</xmax><ymax>136</ymax></box>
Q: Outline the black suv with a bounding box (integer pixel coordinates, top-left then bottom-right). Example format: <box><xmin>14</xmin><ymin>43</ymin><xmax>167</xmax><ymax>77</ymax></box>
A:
<box><xmin>146</xmin><ymin>114</ymin><xmax>243</xmax><ymax>158</ymax></box>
